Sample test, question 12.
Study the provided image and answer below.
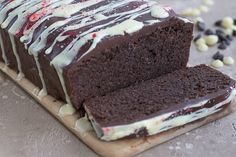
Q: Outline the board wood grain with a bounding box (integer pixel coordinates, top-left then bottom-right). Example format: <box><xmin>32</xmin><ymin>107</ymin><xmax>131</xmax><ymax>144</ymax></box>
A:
<box><xmin>1</xmin><ymin>61</ymin><xmax>235</xmax><ymax>157</ymax></box>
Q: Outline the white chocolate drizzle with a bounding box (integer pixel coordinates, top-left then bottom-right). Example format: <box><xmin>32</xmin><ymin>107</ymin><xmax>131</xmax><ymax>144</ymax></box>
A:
<box><xmin>0</xmin><ymin>32</ymin><xmax>8</xmax><ymax>65</ymax></box>
<box><xmin>9</xmin><ymin>34</ymin><xmax>24</xmax><ymax>80</ymax></box>
<box><xmin>0</xmin><ymin>0</ymin><xmax>189</xmax><ymax>106</ymax></box>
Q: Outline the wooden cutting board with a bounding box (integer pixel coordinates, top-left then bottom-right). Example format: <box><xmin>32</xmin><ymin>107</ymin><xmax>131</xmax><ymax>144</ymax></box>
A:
<box><xmin>1</xmin><ymin>61</ymin><xmax>236</xmax><ymax>157</ymax></box>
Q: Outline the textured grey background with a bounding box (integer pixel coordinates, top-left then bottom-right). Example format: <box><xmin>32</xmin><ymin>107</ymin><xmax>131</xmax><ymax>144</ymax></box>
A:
<box><xmin>0</xmin><ymin>0</ymin><xmax>236</xmax><ymax>157</ymax></box>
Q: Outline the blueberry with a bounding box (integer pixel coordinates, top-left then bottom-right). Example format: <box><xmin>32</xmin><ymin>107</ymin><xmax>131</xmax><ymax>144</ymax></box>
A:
<box><xmin>226</xmin><ymin>35</ymin><xmax>233</xmax><ymax>41</ymax></box>
<box><xmin>223</xmin><ymin>39</ymin><xmax>230</xmax><ymax>46</ymax></box>
<box><xmin>233</xmin><ymin>30</ymin><xmax>236</xmax><ymax>37</ymax></box>
<box><xmin>196</xmin><ymin>21</ymin><xmax>206</xmax><ymax>31</ymax></box>
<box><xmin>215</xmin><ymin>20</ymin><xmax>222</xmax><ymax>27</ymax></box>
<box><xmin>194</xmin><ymin>34</ymin><xmax>201</xmax><ymax>42</ymax></box>
<box><xmin>205</xmin><ymin>29</ymin><xmax>215</xmax><ymax>35</ymax></box>
<box><xmin>218</xmin><ymin>42</ymin><xmax>227</xmax><ymax>50</ymax></box>
<box><xmin>213</xmin><ymin>51</ymin><xmax>224</xmax><ymax>61</ymax></box>
<box><xmin>216</xmin><ymin>29</ymin><xmax>227</xmax><ymax>42</ymax></box>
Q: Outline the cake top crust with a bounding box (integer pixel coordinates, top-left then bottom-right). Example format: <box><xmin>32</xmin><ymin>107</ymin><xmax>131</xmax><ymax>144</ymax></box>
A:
<box><xmin>0</xmin><ymin>0</ymin><xmax>190</xmax><ymax>69</ymax></box>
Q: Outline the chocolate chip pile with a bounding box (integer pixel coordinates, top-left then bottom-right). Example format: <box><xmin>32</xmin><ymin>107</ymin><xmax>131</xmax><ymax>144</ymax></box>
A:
<box><xmin>194</xmin><ymin>17</ymin><xmax>235</xmax><ymax>68</ymax></box>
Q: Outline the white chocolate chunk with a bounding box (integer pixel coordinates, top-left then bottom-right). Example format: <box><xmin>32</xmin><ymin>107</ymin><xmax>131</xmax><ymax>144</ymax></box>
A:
<box><xmin>193</xmin><ymin>17</ymin><xmax>204</xmax><ymax>24</ymax></box>
<box><xmin>75</xmin><ymin>116</ymin><xmax>93</xmax><ymax>133</ymax></box>
<box><xmin>224</xmin><ymin>28</ymin><xmax>233</xmax><ymax>35</ymax></box>
<box><xmin>195</xmin><ymin>38</ymin><xmax>206</xmax><ymax>46</ymax></box>
<box><xmin>212</xmin><ymin>59</ymin><xmax>224</xmax><ymax>68</ymax></box>
<box><xmin>197</xmin><ymin>44</ymin><xmax>209</xmax><ymax>52</ymax></box>
<box><xmin>223</xmin><ymin>56</ymin><xmax>235</xmax><ymax>65</ymax></box>
<box><xmin>198</xmin><ymin>5</ymin><xmax>209</xmax><ymax>13</ymax></box>
<box><xmin>203</xmin><ymin>0</ymin><xmax>214</xmax><ymax>6</ymax></box>
<box><xmin>150</xmin><ymin>5</ymin><xmax>169</xmax><ymax>18</ymax></box>
<box><xmin>205</xmin><ymin>35</ymin><xmax>219</xmax><ymax>46</ymax></box>
<box><xmin>181</xmin><ymin>8</ymin><xmax>200</xmax><ymax>17</ymax></box>
<box><xmin>222</xmin><ymin>17</ymin><xmax>234</xmax><ymax>29</ymax></box>
<box><xmin>59</xmin><ymin>104</ymin><xmax>76</xmax><ymax>116</ymax></box>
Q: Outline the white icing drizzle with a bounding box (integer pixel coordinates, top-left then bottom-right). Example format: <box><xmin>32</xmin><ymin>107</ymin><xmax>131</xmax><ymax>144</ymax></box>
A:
<box><xmin>150</xmin><ymin>5</ymin><xmax>169</xmax><ymax>18</ymax></box>
<box><xmin>59</xmin><ymin>104</ymin><xmax>76</xmax><ymax>117</ymax></box>
<box><xmin>0</xmin><ymin>0</ymin><xmax>190</xmax><ymax>107</ymax></box>
<box><xmin>0</xmin><ymin>32</ymin><xmax>8</xmax><ymax>65</ymax></box>
<box><xmin>34</xmin><ymin>55</ymin><xmax>47</xmax><ymax>98</ymax></box>
<box><xmin>88</xmin><ymin>89</ymin><xmax>236</xmax><ymax>141</ymax></box>
<box><xmin>9</xmin><ymin>34</ymin><xmax>24</xmax><ymax>80</ymax></box>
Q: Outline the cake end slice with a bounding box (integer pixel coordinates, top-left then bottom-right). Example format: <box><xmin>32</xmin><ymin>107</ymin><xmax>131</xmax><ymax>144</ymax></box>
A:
<box><xmin>84</xmin><ymin>65</ymin><xmax>236</xmax><ymax>141</ymax></box>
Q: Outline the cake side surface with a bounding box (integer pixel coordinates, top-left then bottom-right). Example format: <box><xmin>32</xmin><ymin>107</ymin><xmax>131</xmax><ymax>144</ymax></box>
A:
<box><xmin>84</xmin><ymin>65</ymin><xmax>236</xmax><ymax>141</ymax></box>
<box><xmin>0</xmin><ymin>0</ymin><xmax>193</xmax><ymax>108</ymax></box>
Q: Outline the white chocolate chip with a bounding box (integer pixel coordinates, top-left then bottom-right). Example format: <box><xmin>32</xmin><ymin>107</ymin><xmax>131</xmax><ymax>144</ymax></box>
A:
<box><xmin>195</xmin><ymin>38</ymin><xmax>206</xmax><ymax>46</ymax></box>
<box><xmin>205</xmin><ymin>35</ymin><xmax>219</xmax><ymax>46</ymax></box>
<box><xmin>198</xmin><ymin>5</ymin><xmax>209</xmax><ymax>13</ymax></box>
<box><xmin>197</xmin><ymin>44</ymin><xmax>209</xmax><ymax>52</ymax></box>
<box><xmin>193</xmin><ymin>17</ymin><xmax>204</xmax><ymax>24</ymax></box>
<box><xmin>150</xmin><ymin>5</ymin><xmax>169</xmax><ymax>19</ymax></box>
<box><xmin>229</xmin><ymin>25</ymin><xmax>236</xmax><ymax>30</ymax></box>
<box><xmin>223</xmin><ymin>56</ymin><xmax>235</xmax><ymax>65</ymax></box>
<box><xmin>181</xmin><ymin>8</ymin><xmax>194</xmax><ymax>16</ymax></box>
<box><xmin>191</xmin><ymin>8</ymin><xmax>201</xmax><ymax>17</ymax></box>
<box><xmin>222</xmin><ymin>17</ymin><xmax>234</xmax><ymax>29</ymax></box>
<box><xmin>224</xmin><ymin>28</ymin><xmax>233</xmax><ymax>35</ymax></box>
<box><xmin>203</xmin><ymin>0</ymin><xmax>214</xmax><ymax>6</ymax></box>
<box><xmin>211</xmin><ymin>59</ymin><xmax>224</xmax><ymax>68</ymax></box>
<box><xmin>59</xmin><ymin>104</ymin><xmax>76</xmax><ymax>116</ymax></box>
<box><xmin>181</xmin><ymin>8</ymin><xmax>200</xmax><ymax>17</ymax></box>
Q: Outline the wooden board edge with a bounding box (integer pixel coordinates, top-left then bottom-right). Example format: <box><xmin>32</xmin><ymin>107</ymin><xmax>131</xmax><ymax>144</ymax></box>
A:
<box><xmin>1</xmin><ymin>61</ymin><xmax>236</xmax><ymax>157</ymax></box>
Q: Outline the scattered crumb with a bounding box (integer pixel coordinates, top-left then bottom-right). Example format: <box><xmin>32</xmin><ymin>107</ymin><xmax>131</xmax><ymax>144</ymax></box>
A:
<box><xmin>232</xmin><ymin>123</ymin><xmax>236</xmax><ymax>132</ymax></box>
<box><xmin>185</xmin><ymin>143</ymin><xmax>194</xmax><ymax>149</ymax></box>
<box><xmin>195</xmin><ymin>135</ymin><xmax>202</xmax><ymax>140</ymax></box>
<box><xmin>175</xmin><ymin>146</ymin><xmax>181</xmax><ymax>150</ymax></box>
<box><xmin>169</xmin><ymin>146</ymin><xmax>174</xmax><ymax>150</ymax></box>
<box><xmin>2</xmin><ymin>95</ymin><xmax>8</xmax><ymax>99</ymax></box>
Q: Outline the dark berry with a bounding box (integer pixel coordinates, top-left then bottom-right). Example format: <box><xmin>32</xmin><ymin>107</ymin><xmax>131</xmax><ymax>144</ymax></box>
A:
<box><xmin>205</xmin><ymin>29</ymin><xmax>215</xmax><ymax>35</ymax></box>
<box><xmin>213</xmin><ymin>51</ymin><xmax>224</xmax><ymax>61</ymax></box>
<box><xmin>196</xmin><ymin>21</ymin><xmax>206</xmax><ymax>31</ymax></box>
<box><xmin>233</xmin><ymin>30</ymin><xmax>236</xmax><ymax>37</ymax></box>
<box><xmin>216</xmin><ymin>29</ymin><xmax>225</xmax><ymax>36</ymax></box>
<box><xmin>215</xmin><ymin>20</ymin><xmax>222</xmax><ymax>27</ymax></box>
<box><xmin>223</xmin><ymin>39</ymin><xmax>230</xmax><ymax>46</ymax></box>
<box><xmin>216</xmin><ymin>29</ymin><xmax>227</xmax><ymax>42</ymax></box>
<box><xmin>218</xmin><ymin>42</ymin><xmax>227</xmax><ymax>50</ymax></box>
<box><xmin>194</xmin><ymin>34</ymin><xmax>201</xmax><ymax>42</ymax></box>
<box><xmin>226</xmin><ymin>35</ymin><xmax>233</xmax><ymax>41</ymax></box>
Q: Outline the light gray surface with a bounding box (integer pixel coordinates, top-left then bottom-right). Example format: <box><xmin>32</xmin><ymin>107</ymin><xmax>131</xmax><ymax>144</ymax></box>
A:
<box><xmin>0</xmin><ymin>0</ymin><xmax>236</xmax><ymax>157</ymax></box>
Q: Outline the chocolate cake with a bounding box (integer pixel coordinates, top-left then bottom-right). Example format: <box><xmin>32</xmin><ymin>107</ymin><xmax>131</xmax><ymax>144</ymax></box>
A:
<box><xmin>0</xmin><ymin>0</ymin><xmax>193</xmax><ymax>109</ymax></box>
<box><xmin>84</xmin><ymin>65</ymin><xmax>236</xmax><ymax>141</ymax></box>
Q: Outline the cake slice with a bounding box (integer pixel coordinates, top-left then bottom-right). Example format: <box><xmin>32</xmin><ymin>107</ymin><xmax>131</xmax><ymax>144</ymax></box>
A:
<box><xmin>0</xmin><ymin>0</ymin><xmax>193</xmax><ymax>109</ymax></box>
<box><xmin>84</xmin><ymin>65</ymin><xmax>236</xmax><ymax>141</ymax></box>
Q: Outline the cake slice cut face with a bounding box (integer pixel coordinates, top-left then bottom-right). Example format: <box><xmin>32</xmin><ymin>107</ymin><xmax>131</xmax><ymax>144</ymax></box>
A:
<box><xmin>84</xmin><ymin>65</ymin><xmax>236</xmax><ymax>141</ymax></box>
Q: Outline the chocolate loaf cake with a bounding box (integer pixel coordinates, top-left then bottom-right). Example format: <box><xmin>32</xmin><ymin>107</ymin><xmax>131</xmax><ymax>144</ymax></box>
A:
<box><xmin>84</xmin><ymin>65</ymin><xmax>236</xmax><ymax>141</ymax></box>
<box><xmin>0</xmin><ymin>0</ymin><xmax>193</xmax><ymax>109</ymax></box>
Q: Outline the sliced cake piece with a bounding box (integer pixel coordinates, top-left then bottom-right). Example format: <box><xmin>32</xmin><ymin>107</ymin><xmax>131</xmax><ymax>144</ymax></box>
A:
<box><xmin>84</xmin><ymin>65</ymin><xmax>236</xmax><ymax>141</ymax></box>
